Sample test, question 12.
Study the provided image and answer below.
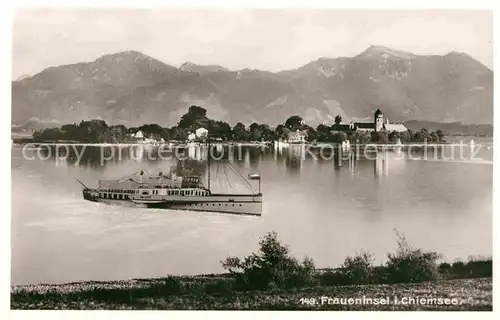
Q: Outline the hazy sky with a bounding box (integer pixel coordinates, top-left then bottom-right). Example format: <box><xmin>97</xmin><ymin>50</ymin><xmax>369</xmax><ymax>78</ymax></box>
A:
<box><xmin>12</xmin><ymin>9</ymin><xmax>492</xmax><ymax>79</ymax></box>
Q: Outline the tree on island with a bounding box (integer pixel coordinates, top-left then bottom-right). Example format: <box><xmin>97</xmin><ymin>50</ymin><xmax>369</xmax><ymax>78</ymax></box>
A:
<box><xmin>284</xmin><ymin>115</ymin><xmax>303</xmax><ymax>131</ymax></box>
<box><xmin>169</xmin><ymin>127</ymin><xmax>188</xmax><ymax>141</ymax></box>
<box><xmin>233</xmin><ymin>122</ymin><xmax>250</xmax><ymax>141</ymax></box>
<box><xmin>258</xmin><ymin>124</ymin><xmax>275</xmax><ymax>141</ymax></box>
<box><xmin>334</xmin><ymin>115</ymin><xmax>342</xmax><ymax>125</ymax></box>
<box><xmin>331</xmin><ymin>131</ymin><xmax>347</xmax><ymax>143</ymax></box>
<box><xmin>303</xmin><ymin>125</ymin><xmax>317</xmax><ymax>142</ymax></box>
<box><xmin>332</xmin><ymin>114</ymin><xmax>343</xmax><ymax>131</ymax></box>
<box><xmin>249</xmin><ymin>122</ymin><xmax>262</xmax><ymax>141</ymax></box>
<box><xmin>436</xmin><ymin>130</ymin><xmax>445</xmax><ymax>142</ymax></box>
<box><xmin>140</xmin><ymin>124</ymin><xmax>164</xmax><ymax>136</ymax></box>
<box><xmin>370</xmin><ymin>131</ymin><xmax>389</xmax><ymax>143</ymax></box>
<box><xmin>178</xmin><ymin>105</ymin><xmax>209</xmax><ymax>131</ymax></box>
<box><xmin>315</xmin><ymin>124</ymin><xmax>332</xmax><ymax>142</ymax></box>
<box><xmin>30</xmin><ymin>106</ymin><xmax>448</xmax><ymax>144</ymax></box>
<box><xmin>207</xmin><ymin>120</ymin><xmax>232</xmax><ymax>140</ymax></box>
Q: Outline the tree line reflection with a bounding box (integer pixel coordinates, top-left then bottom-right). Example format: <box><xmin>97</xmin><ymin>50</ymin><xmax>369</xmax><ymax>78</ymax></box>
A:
<box><xmin>29</xmin><ymin>142</ymin><xmax>490</xmax><ymax>179</ymax></box>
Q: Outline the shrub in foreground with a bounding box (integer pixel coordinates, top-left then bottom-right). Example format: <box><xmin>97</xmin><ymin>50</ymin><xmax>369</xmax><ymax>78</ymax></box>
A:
<box><xmin>340</xmin><ymin>251</ymin><xmax>375</xmax><ymax>285</ymax></box>
<box><xmin>221</xmin><ymin>231</ymin><xmax>316</xmax><ymax>290</ymax></box>
<box><xmin>385</xmin><ymin>231</ymin><xmax>440</xmax><ymax>284</ymax></box>
<box><xmin>439</xmin><ymin>258</ymin><xmax>493</xmax><ymax>279</ymax></box>
<box><xmin>319</xmin><ymin>252</ymin><xmax>384</xmax><ymax>286</ymax></box>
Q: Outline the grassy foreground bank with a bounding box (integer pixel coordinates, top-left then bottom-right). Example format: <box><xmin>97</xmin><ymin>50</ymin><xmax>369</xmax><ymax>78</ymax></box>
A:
<box><xmin>11</xmin><ymin>277</ymin><xmax>492</xmax><ymax>310</ymax></box>
<box><xmin>11</xmin><ymin>231</ymin><xmax>492</xmax><ymax>310</ymax></box>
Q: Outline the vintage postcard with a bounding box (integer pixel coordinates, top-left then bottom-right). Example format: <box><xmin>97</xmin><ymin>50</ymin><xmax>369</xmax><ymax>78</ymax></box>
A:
<box><xmin>9</xmin><ymin>5</ymin><xmax>494</xmax><ymax>314</ymax></box>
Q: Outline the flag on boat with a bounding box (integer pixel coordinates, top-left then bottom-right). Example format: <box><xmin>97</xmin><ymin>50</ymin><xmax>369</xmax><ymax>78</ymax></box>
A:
<box><xmin>248</xmin><ymin>173</ymin><xmax>261</xmax><ymax>180</ymax></box>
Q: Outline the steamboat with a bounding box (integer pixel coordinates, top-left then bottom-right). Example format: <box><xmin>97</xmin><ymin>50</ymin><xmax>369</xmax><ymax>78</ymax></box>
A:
<box><xmin>80</xmin><ymin>144</ymin><xmax>262</xmax><ymax>216</ymax></box>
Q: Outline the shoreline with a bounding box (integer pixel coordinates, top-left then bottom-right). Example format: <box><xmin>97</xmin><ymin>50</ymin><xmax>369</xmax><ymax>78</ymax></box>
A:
<box><xmin>11</xmin><ymin>276</ymin><xmax>492</xmax><ymax>310</ymax></box>
<box><xmin>12</xmin><ymin>141</ymin><xmax>489</xmax><ymax>148</ymax></box>
<box><xmin>10</xmin><ymin>233</ymin><xmax>492</xmax><ymax>310</ymax></box>
<box><xmin>12</xmin><ymin>255</ymin><xmax>493</xmax><ymax>292</ymax></box>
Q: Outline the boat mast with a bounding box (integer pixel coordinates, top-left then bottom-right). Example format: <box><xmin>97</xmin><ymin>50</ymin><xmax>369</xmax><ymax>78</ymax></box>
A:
<box><xmin>207</xmin><ymin>134</ymin><xmax>211</xmax><ymax>191</ymax></box>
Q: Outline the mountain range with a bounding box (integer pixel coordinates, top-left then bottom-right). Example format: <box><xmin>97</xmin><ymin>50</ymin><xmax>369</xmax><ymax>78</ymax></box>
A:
<box><xmin>12</xmin><ymin>45</ymin><xmax>493</xmax><ymax>128</ymax></box>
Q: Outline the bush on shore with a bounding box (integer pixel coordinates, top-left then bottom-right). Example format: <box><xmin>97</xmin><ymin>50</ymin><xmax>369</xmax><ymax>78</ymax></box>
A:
<box><xmin>319</xmin><ymin>231</ymin><xmax>443</xmax><ymax>286</ymax></box>
<box><xmin>384</xmin><ymin>231</ymin><xmax>440</xmax><ymax>283</ymax></box>
<box><xmin>319</xmin><ymin>251</ymin><xmax>376</xmax><ymax>286</ymax></box>
<box><xmin>221</xmin><ymin>231</ymin><xmax>316</xmax><ymax>290</ymax></box>
<box><xmin>340</xmin><ymin>251</ymin><xmax>375</xmax><ymax>284</ymax></box>
<box><xmin>439</xmin><ymin>257</ymin><xmax>492</xmax><ymax>280</ymax></box>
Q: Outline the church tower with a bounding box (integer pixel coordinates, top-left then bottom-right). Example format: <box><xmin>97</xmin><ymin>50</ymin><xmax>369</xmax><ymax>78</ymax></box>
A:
<box><xmin>374</xmin><ymin>108</ymin><xmax>384</xmax><ymax>132</ymax></box>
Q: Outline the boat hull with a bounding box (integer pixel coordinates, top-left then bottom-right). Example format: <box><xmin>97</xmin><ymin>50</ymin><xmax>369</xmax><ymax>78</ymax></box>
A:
<box><xmin>83</xmin><ymin>190</ymin><xmax>262</xmax><ymax>216</ymax></box>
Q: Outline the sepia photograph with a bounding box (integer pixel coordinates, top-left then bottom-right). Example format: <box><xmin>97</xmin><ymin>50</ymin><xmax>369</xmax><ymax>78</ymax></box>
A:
<box><xmin>9</xmin><ymin>6</ymin><xmax>494</xmax><ymax>312</ymax></box>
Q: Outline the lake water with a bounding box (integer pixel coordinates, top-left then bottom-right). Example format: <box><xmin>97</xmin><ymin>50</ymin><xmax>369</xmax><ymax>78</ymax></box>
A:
<box><xmin>11</xmin><ymin>140</ymin><xmax>493</xmax><ymax>285</ymax></box>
